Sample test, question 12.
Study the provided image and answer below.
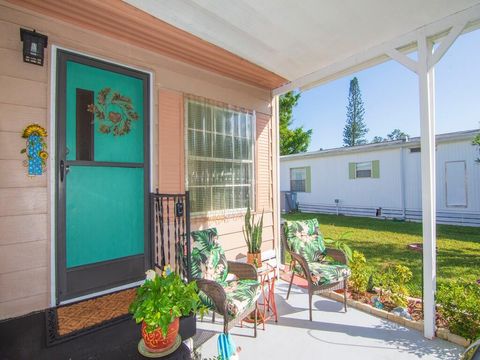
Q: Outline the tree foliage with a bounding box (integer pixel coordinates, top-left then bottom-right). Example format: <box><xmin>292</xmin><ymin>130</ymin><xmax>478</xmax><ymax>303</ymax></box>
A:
<box><xmin>371</xmin><ymin>129</ymin><xmax>409</xmax><ymax>143</ymax></box>
<box><xmin>279</xmin><ymin>92</ymin><xmax>312</xmax><ymax>155</ymax></box>
<box><xmin>473</xmin><ymin>133</ymin><xmax>480</xmax><ymax>162</ymax></box>
<box><xmin>343</xmin><ymin>77</ymin><xmax>368</xmax><ymax>146</ymax></box>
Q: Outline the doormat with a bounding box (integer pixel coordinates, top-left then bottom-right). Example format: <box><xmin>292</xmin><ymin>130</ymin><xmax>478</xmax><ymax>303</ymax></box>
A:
<box><xmin>46</xmin><ymin>287</ymin><xmax>137</xmax><ymax>346</ymax></box>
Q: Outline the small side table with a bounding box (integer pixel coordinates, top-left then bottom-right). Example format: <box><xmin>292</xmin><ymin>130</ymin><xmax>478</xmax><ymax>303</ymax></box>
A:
<box><xmin>257</xmin><ymin>263</ymin><xmax>278</xmax><ymax>328</ymax></box>
<box><xmin>241</xmin><ymin>262</ymin><xmax>278</xmax><ymax>330</ymax></box>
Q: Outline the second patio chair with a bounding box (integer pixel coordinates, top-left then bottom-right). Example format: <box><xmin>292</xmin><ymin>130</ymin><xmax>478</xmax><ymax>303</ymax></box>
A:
<box><xmin>190</xmin><ymin>228</ymin><xmax>261</xmax><ymax>336</ymax></box>
<box><xmin>282</xmin><ymin>218</ymin><xmax>351</xmax><ymax>321</ymax></box>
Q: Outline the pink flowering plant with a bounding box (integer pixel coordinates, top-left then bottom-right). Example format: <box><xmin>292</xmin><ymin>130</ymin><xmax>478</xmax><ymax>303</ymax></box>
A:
<box><xmin>129</xmin><ymin>266</ymin><xmax>206</xmax><ymax>336</ymax></box>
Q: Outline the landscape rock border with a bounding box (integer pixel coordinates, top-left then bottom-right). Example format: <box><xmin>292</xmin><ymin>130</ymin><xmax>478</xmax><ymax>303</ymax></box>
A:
<box><xmin>322</xmin><ymin>291</ymin><xmax>471</xmax><ymax>348</ymax></box>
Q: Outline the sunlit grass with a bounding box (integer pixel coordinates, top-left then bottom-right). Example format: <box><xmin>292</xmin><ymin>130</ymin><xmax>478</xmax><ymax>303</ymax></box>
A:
<box><xmin>283</xmin><ymin>212</ymin><xmax>480</xmax><ymax>297</ymax></box>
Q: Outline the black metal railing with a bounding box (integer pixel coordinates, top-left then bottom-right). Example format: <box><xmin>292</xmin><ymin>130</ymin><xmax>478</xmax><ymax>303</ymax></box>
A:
<box><xmin>150</xmin><ymin>190</ymin><xmax>191</xmax><ymax>281</ymax></box>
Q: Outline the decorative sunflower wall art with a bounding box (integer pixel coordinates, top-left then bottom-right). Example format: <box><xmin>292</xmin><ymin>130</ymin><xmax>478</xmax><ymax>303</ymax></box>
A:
<box><xmin>87</xmin><ymin>87</ymin><xmax>139</xmax><ymax>136</ymax></box>
<box><xmin>20</xmin><ymin>124</ymin><xmax>48</xmax><ymax>176</ymax></box>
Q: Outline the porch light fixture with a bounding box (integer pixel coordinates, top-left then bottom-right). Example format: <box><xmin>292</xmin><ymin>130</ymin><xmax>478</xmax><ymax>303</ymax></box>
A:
<box><xmin>20</xmin><ymin>28</ymin><xmax>48</xmax><ymax>66</ymax></box>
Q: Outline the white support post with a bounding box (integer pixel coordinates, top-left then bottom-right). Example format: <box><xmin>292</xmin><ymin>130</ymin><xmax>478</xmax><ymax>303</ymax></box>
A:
<box><xmin>417</xmin><ymin>33</ymin><xmax>437</xmax><ymax>340</ymax></box>
<box><xmin>273</xmin><ymin>95</ymin><xmax>282</xmax><ymax>280</ymax></box>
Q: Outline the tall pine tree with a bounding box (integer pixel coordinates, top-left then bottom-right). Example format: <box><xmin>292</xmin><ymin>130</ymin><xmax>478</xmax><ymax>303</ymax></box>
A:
<box><xmin>280</xmin><ymin>91</ymin><xmax>312</xmax><ymax>155</ymax></box>
<box><xmin>343</xmin><ymin>77</ymin><xmax>368</xmax><ymax>146</ymax></box>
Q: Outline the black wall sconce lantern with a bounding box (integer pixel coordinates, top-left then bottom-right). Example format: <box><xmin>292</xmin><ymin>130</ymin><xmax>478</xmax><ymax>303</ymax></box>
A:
<box><xmin>20</xmin><ymin>28</ymin><xmax>48</xmax><ymax>66</ymax></box>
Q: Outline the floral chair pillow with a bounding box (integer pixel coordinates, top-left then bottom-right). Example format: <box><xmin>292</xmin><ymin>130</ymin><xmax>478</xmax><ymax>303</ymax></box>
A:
<box><xmin>284</xmin><ymin>219</ymin><xmax>326</xmax><ymax>263</ymax></box>
<box><xmin>191</xmin><ymin>228</ymin><xmax>228</xmax><ymax>283</ymax></box>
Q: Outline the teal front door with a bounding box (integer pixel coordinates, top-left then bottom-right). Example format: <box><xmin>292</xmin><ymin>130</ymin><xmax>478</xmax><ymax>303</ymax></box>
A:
<box><xmin>56</xmin><ymin>50</ymin><xmax>150</xmax><ymax>302</ymax></box>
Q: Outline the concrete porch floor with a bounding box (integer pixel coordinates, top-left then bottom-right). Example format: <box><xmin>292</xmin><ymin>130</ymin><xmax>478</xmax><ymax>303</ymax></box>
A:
<box><xmin>195</xmin><ymin>280</ymin><xmax>462</xmax><ymax>360</ymax></box>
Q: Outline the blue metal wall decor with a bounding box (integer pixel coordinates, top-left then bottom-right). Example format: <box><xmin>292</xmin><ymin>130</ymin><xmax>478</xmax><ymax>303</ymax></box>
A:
<box><xmin>20</xmin><ymin>124</ymin><xmax>48</xmax><ymax>176</ymax></box>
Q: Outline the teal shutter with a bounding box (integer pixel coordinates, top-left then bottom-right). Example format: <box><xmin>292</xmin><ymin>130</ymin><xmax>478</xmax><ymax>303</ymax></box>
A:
<box><xmin>305</xmin><ymin>166</ymin><xmax>311</xmax><ymax>192</ymax></box>
<box><xmin>348</xmin><ymin>162</ymin><xmax>356</xmax><ymax>179</ymax></box>
<box><xmin>372</xmin><ymin>160</ymin><xmax>380</xmax><ymax>178</ymax></box>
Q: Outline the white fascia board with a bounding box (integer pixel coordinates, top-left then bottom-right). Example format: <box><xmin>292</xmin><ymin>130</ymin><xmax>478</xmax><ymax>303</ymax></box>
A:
<box><xmin>273</xmin><ymin>4</ymin><xmax>480</xmax><ymax>96</ymax></box>
<box><xmin>280</xmin><ymin>129</ymin><xmax>479</xmax><ymax>162</ymax></box>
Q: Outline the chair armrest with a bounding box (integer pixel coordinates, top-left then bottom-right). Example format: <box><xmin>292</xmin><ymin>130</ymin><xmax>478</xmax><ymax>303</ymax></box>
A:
<box><xmin>195</xmin><ymin>279</ymin><xmax>228</xmax><ymax>316</ymax></box>
<box><xmin>288</xmin><ymin>251</ymin><xmax>312</xmax><ymax>280</ymax></box>
<box><xmin>227</xmin><ymin>261</ymin><xmax>257</xmax><ymax>280</ymax></box>
<box><xmin>325</xmin><ymin>247</ymin><xmax>348</xmax><ymax>265</ymax></box>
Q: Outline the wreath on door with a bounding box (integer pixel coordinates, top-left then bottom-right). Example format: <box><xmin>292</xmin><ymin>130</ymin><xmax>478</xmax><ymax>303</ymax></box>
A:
<box><xmin>87</xmin><ymin>87</ymin><xmax>139</xmax><ymax>136</ymax></box>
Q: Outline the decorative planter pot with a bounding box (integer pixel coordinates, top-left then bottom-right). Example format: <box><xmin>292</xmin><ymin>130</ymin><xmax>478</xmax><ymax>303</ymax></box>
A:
<box><xmin>141</xmin><ymin>317</ymin><xmax>179</xmax><ymax>352</ymax></box>
<box><xmin>247</xmin><ymin>252</ymin><xmax>262</xmax><ymax>268</ymax></box>
<box><xmin>179</xmin><ymin>314</ymin><xmax>196</xmax><ymax>340</ymax></box>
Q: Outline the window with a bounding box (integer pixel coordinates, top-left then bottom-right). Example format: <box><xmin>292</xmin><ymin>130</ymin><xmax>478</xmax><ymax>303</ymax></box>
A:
<box><xmin>356</xmin><ymin>161</ymin><xmax>372</xmax><ymax>178</ymax></box>
<box><xmin>349</xmin><ymin>160</ymin><xmax>380</xmax><ymax>179</ymax></box>
<box><xmin>290</xmin><ymin>167</ymin><xmax>311</xmax><ymax>192</ymax></box>
<box><xmin>445</xmin><ymin>161</ymin><xmax>467</xmax><ymax>207</ymax></box>
<box><xmin>185</xmin><ymin>97</ymin><xmax>254</xmax><ymax>215</ymax></box>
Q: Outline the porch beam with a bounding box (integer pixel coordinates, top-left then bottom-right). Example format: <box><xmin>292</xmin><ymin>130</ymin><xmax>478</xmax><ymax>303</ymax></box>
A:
<box><xmin>385</xmin><ymin>49</ymin><xmax>418</xmax><ymax>73</ymax></box>
<box><xmin>417</xmin><ymin>33</ymin><xmax>436</xmax><ymax>340</ymax></box>
<box><xmin>429</xmin><ymin>21</ymin><xmax>468</xmax><ymax>68</ymax></box>
<box><xmin>273</xmin><ymin>3</ymin><xmax>480</xmax><ymax>96</ymax></box>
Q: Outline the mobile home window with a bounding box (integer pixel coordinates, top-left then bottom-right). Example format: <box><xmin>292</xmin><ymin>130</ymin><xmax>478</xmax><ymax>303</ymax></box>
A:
<box><xmin>445</xmin><ymin>161</ymin><xmax>467</xmax><ymax>207</ymax></box>
<box><xmin>290</xmin><ymin>167</ymin><xmax>310</xmax><ymax>192</ymax></box>
<box><xmin>185</xmin><ymin>97</ymin><xmax>255</xmax><ymax>215</ymax></box>
<box><xmin>356</xmin><ymin>161</ymin><xmax>372</xmax><ymax>178</ymax></box>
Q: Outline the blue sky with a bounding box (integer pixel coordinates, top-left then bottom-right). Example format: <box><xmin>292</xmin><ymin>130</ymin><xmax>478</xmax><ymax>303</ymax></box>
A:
<box><xmin>292</xmin><ymin>29</ymin><xmax>480</xmax><ymax>151</ymax></box>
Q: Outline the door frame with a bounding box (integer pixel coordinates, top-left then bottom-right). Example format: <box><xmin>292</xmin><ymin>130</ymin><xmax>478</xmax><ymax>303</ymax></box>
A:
<box><xmin>50</xmin><ymin>46</ymin><xmax>154</xmax><ymax>305</ymax></box>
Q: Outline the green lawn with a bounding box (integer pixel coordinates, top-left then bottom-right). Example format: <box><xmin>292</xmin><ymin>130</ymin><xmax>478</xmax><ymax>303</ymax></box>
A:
<box><xmin>282</xmin><ymin>212</ymin><xmax>480</xmax><ymax>297</ymax></box>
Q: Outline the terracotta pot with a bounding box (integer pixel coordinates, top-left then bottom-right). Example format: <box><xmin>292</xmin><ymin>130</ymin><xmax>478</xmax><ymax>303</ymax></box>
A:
<box><xmin>141</xmin><ymin>317</ymin><xmax>179</xmax><ymax>352</ymax></box>
<box><xmin>247</xmin><ymin>252</ymin><xmax>262</xmax><ymax>268</ymax></box>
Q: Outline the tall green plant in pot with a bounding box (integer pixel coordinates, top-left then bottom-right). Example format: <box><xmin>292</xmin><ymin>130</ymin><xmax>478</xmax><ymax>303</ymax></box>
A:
<box><xmin>243</xmin><ymin>207</ymin><xmax>264</xmax><ymax>267</ymax></box>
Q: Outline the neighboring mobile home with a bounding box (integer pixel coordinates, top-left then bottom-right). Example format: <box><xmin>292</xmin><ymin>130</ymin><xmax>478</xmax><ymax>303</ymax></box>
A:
<box><xmin>280</xmin><ymin>130</ymin><xmax>480</xmax><ymax>226</ymax></box>
<box><xmin>0</xmin><ymin>0</ymin><xmax>283</xmax><ymax>323</ymax></box>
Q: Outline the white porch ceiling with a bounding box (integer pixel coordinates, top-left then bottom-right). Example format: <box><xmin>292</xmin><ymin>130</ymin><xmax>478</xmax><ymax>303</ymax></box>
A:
<box><xmin>124</xmin><ymin>0</ymin><xmax>479</xmax><ymax>82</ymax></box>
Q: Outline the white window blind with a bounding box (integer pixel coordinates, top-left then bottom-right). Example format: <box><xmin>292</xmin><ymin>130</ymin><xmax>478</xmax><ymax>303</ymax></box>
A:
<box><xmin>185</xmin><ymin>96</ymin><xmax>255</xmax><ymax>215</ymax></box>
<box><xmin>356</xmin><ymin>161</ymin><xmax>372</xmax><ymax>178</ymax></box>
<box><xmin>290</xmin><ymin>168</ymin><xmax>306</xmax><ymax>192</ymax></box>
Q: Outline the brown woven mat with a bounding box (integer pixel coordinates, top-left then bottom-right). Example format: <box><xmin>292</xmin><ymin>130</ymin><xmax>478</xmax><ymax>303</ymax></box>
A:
<box><xmin>56</xmin><ymin>288</ymin><xmax>137</xmax><ymax>336</ymax></box>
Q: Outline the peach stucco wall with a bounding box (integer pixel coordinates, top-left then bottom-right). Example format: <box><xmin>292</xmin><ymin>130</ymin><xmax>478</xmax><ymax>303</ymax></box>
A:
<box><xmin>0</xmin><ymin>1</ymin><xmax>276</xmax><ymax>319</ymax></box>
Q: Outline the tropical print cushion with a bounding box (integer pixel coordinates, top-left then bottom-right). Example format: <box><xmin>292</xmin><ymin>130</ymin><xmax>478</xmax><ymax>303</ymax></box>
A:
<box><xmin>306</xmin><ymin>262</ymin><xmax>351</xmax><ymax>286</ymax></box>
<box><xmin>224</xmin><ymin>279</ymin><xmax>261</xmax><ymax>317</ymax></box>
<box><xmin>191</xmin><ymin>228</ymin><xmax>228</xmax><ymax>283</ymax></box>
<box><xmin>284</xmin><ymin>219</ymin><xmax>326</xmax><ymax>262</ymax></box>
<box><xmin>198</xmin><ymin>279</ymin><xmax>261</xmax><ymax>318</ymax></box>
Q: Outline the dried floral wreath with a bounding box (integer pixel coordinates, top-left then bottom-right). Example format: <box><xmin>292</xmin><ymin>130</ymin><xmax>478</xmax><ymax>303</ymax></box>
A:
<box><xmin>87</xmin><ymin>87</ymin><xmax>139</xmax><ymax>136</ymax></box>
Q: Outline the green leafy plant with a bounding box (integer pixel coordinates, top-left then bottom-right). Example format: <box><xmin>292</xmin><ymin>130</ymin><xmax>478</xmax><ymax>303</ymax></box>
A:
<box><xmin>472</xmin><ymin>133</ymin><xmax>480</xmax><ymax>162</ymax></box>
<box><xmin>349</xmin><ymin>251</ymin><xmax>370</xmax><ymax>294</ymax></box>
<box><xmin>243</xmin><ymin>207</ymin><xmax>264</xmax><ymax>253</ymax></box>
<box><xmin>377</xmin><ymin>263</ymin><xmax>412</xmax><ymax>307</ymax></box>
<box><xmin>437</xmin><ymin>281</ymin><xmax>480</xmax><ymax>341</ymax></box>
<box><xmin>324</xmin><ymin>232</ymin><xmax>353</xmax><ymax>262</ymax></box>
<box><xmin>129</xmin><ymin>267</ymin><xmax>206</xmax><ymax>336</ymax></box>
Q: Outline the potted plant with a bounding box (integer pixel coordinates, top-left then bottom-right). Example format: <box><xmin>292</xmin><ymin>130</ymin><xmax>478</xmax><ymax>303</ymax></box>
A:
<box><xmin>243</xmin><ymin>206</ymin><xmax>264</xmax><ymax>267</ymax></box>
<box><xmin>129</xmin><ymin>266</ymin><xmax>205</xmax><ymax>353</ymax></box>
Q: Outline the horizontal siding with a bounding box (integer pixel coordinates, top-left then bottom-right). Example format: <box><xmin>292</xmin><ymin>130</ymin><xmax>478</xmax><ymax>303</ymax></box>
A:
<box><xmin>0</xmin><ymin>240</ymin><xmax>48</xmax><ymax>274</ymax></box>
<box><xmin>0</xmin><ymin>267</ymin><xmax>48</xmax><ymax>303</ymax></box>
<box><xmin>0</xmin><ymin>214</ymin><xmax>48</xmax><ymax>246</ymax></box>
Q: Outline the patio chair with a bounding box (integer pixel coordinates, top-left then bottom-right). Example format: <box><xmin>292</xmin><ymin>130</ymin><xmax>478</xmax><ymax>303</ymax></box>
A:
<box><xmin>282</xmin><ymin>219</ymin><xmax>351</xmax><ymax>321</ymax></box>
<box><xmin>190</xmin><ymin>228</ymin><xmax>261</xmax><ymax>337</ymax></box>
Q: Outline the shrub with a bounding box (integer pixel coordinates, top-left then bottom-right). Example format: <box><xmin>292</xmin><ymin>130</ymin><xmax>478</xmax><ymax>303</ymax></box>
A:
<box><xmin>437</xmin><ymin>281</ymin><xmax>480</xmax><ymax>341</ymax></box>
<box><xmin>377</xmin><ymin>263</ymin><xmax>412</xmax><ymax>307</ymax></box>
<box><xmin>349</xmin><ymin>251</ymin><xmax>370</xmax><ymax>294</ymax></box>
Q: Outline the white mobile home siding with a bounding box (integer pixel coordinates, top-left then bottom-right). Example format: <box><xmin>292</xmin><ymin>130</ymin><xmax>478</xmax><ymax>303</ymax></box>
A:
<box><xmin>280</xmin><ymin>131</ymin><xmax>480</xmax><ymax>226</ymax></box>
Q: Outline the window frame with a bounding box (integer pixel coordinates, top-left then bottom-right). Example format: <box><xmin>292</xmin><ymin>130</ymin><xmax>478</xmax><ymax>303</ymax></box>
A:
<box><xmin>445</xmin><ymin>160</ymin><xmax>468</xmax><ymax>208</ymax></box>
<box><xmin>355</xmin><ymin>161</ymin><xmax>372</xmax><ymax>178</ymax></box>
<box><xmin>184</xmin><ymin>97</ymin><xmax>256</xmax><ymax>216</ymax></box>
<box><xmin>290</xmin><ymin>167</ymin><xmax>308</xmax><ymax>192</ymax></box>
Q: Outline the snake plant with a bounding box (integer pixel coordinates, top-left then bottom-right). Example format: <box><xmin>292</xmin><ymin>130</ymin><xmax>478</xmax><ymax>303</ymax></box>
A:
<box><xmin>242</xmin><ymin>207</ymin><xmax>264</xmax><ymax>253</ymax></box>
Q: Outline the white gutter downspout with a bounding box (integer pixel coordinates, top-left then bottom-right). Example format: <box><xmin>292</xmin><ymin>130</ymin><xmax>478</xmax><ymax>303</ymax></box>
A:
<box><xmin>400</xmin><ymin>146</ymin><xmax>406</xmax><ymax>219</ymax></box>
